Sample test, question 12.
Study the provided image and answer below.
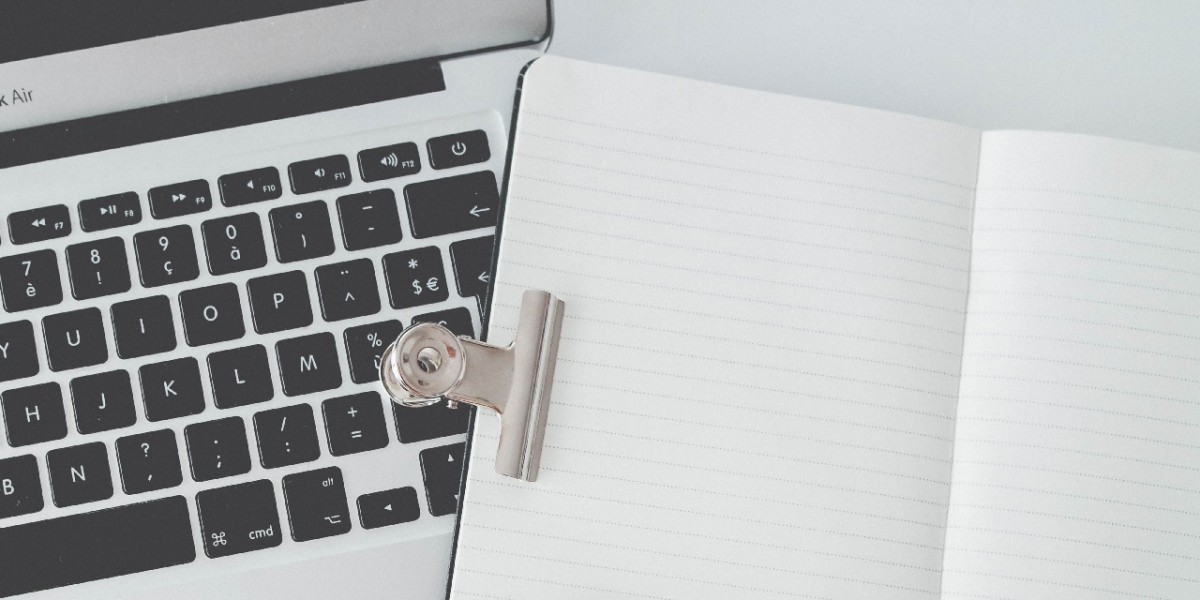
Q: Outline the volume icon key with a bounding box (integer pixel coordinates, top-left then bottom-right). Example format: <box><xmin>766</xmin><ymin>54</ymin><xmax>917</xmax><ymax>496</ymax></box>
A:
<box><xmin>358</xmin><ymin>142</ymin><xmax>421</xmax><ymax>182</ymax></box>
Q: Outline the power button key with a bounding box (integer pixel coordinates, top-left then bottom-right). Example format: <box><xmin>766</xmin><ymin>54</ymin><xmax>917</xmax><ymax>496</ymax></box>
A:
<box><xmin>427</xmin><ymin>130</ymin><xmax>490</xmax><ymax>170</ymax></box>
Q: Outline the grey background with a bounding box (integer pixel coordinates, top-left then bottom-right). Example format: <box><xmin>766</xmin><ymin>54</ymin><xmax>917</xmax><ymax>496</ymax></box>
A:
<box><xmin>549</xmin><ymin>0</ymin><xmax>1200</xmax><ymax>152</ymax></box>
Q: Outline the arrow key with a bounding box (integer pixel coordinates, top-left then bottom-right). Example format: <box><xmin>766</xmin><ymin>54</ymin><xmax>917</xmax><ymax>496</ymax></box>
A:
<box><xmin>420</xmin><ymin>443</ymin><xmax>465</xmax><ymax>516</ymax></box>
<box><xmin>315</xmin><ymin>259</ymin><xmax>380</xmax><ymax>321</ymax></box>
<box><xmin>404</xmin><ymin>171</ymin><xmax>498</xmax><ymax>238</ymax></box>
<box><xmin>449</xmin><ymin>235</ymin><xmax>494</xmax><ymax>298</ymax></box>
<box><xmin>9</xmin><ymin>204</ymin><xmax>71</xmax><ymax>244</ymax></box>
<box><xmin>358</xmin><ymin>487</ymin><xmax>420</xmax><ymax>529</ymax></box>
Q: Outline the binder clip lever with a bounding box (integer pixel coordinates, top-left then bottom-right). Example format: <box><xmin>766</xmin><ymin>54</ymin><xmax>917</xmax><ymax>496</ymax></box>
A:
<box><xmin>379</xmin><ymin>290</ymin><xmax>565</xmax><ymax>482</ymax></box>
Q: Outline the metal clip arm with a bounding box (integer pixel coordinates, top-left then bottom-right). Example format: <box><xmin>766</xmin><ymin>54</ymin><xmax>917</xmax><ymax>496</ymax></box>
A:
<box><xmin>379</xmin><ymin>290</ymin><xmax>564</xmax><ymax>482</ymax></box>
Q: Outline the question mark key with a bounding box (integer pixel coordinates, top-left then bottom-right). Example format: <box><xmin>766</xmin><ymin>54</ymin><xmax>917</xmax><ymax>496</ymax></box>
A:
<box><xmin>116</xmin><ymin>429</ymin><xmax>183</xmax><ymax>494</ymax></box>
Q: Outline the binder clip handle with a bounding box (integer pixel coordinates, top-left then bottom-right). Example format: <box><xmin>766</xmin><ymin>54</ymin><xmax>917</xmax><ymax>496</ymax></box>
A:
<box><xmin>379</xmin><ymin>290</ymin><xmax>565</xmax><ymax>482</ymax></box>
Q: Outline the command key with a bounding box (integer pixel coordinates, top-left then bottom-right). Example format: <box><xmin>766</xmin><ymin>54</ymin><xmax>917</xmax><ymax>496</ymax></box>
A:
<box><xmin>197</xmin><ymin>479</ymin><xmax>282</xmax><ymax>558</ymax></box>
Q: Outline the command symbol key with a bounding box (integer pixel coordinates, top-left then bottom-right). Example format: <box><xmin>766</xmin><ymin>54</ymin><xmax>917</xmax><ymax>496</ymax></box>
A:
<box><xmin>197</xmin><ymin>479</ymin><xmax>282</xmax><ymax>558</ymax></box>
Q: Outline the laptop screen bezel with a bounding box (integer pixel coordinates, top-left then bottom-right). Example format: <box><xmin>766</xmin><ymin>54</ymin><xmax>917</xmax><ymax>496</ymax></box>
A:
<box><xmin>0</xmin><ymin>0</ymin><xmax>551</xmax><ymax>134</ymax></box>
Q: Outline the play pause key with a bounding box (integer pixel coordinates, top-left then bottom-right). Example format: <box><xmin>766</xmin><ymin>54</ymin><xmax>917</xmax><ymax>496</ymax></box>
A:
<box><xmin>79</xmin><ymin>193</ymin><xmax>141</xmax><ymax>232</ymax></box>
<box><xmin>358</xmin><ymin>487</ymin><xmax>420</xmax><ymax>529</ymax></box>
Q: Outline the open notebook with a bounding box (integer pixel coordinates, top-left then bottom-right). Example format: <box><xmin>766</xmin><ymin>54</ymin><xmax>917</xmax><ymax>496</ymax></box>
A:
<box><xmin>449</xmin><ymin>56</ymin><xmax>1200</xmax><ymax>599</ymax></box>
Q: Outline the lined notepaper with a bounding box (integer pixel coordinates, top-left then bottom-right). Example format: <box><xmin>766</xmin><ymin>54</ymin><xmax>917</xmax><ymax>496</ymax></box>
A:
<box><xmin>942</xmin><ymin>133</ymin><xmax>1200</xmax><ymax>599</ymax></box>
<box><xmin>450</xmin><ymin>57</ymin><xmax>980</xmax><ymax>599</ymax></box>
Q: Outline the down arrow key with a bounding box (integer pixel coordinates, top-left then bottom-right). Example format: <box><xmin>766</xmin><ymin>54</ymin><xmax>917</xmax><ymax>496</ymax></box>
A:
<box><xmin>357</xmin><ymin>487</ymin><xmax>421</xmax><ymax>529</ymax></box>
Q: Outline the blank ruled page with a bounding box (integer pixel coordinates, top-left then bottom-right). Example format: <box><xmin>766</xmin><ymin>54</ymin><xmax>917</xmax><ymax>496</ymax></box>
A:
<box><xmin>449</xmin><ymin>57</ymin><xmax>979</xmax><ymax>599</ymax></box>
<box><xmin>942</xmin><ymin>132</ymin><xmax>1200</xmax><ymax>599</ymax></box>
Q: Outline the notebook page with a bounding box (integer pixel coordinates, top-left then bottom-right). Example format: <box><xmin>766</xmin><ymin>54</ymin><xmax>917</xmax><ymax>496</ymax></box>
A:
<box><xmin>942</xmin><ymin>132</ymin><xmax>1200</xmax><ymax>599</ymax></box>
<box><xmin>448</xmin><ymin>57</ymin><xmax>978</xmax><ymax>599</ymax></box>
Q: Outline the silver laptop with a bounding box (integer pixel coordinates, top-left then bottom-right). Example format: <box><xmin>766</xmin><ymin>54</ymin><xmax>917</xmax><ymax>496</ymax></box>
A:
<box><xmin>0</xmin><ymin>2</ymin><xmax>549</xmax><ymax>598</ymax></box>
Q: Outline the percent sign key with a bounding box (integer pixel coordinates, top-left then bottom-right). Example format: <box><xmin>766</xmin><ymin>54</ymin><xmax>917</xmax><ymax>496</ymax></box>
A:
<box><xmin>346</xmin><ymin>320</ymin><xmax>404</xmax><ymax>384</ymax></box>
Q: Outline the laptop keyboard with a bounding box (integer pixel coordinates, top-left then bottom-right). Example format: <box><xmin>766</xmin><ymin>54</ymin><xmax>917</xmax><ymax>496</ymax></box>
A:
<box><xmin>0</xmin><ymin>123</ymin><xmax>496</xmax><ymax>597</ymax></box>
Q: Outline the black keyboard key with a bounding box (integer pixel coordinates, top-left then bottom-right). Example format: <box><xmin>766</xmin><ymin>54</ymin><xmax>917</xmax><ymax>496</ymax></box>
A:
<box><xmin>47</xmin><ymin>441</ymin><xmax>113</xmax><ymax>507</ymax></box>
<box><xmin>336</xmin><ymin>189</ymin><xmax>403</xmax><ymax>250</ymax></box>
<box><xmin>116</xmin><ymin>429</ymin><xmax>183</xmax><ymax>495</ymax></box>
<box><xmin>0</xmin><ymin>496</ymin><xmax>194</xmax><ymax>596</ymax></box>
<box><xmin>343</xmin><ymin>320</ymin><xmax>402</xmax><ymax>384</ymax></box>
<box><xmin>323</xmin><ymin>392</ymin><xmax>389</xmax><ymax>456</ymax></box>
<box><xmin>405</xmin><ymin>171</ymin><xmax>499</xmax><ymax>238</ymax></box>
<box><xmin>9</xmin><ymin>204</ymin><xmax>71</xmax><ymax>244</ymax></box>
<box><xmin>394</xmin><ymin>398</ymin><xmax>470</xmax><ymax>444</ymax></box>
<box><xmin>140</xmin><ymin>357</ymin><xmax>206</xmax><ymax>422</ymax></box>
<box><xmin>186</xmin><ymin>416</ymin><xmax>251</xmax><ymax>482</ymax></box>
<box><xmin>289</xmin><ymin>155</ymin><xmax>352</xmax><ymax>194</ymax></box>
<box><xmin>207</xmin><ymin>345</ymin><xmax>274</xmax><ymax>409</ymax></box>
<box><xmin>254</xmin><ymin>404</ymin><xmax>321</xmax><ymax>469</ymax></box>
<box><xmin>276</xmin><ymin>332</ymin><xmax>341</xmax><ymax>396</ymax></box>
<box><xmin>382</xmin><ymin>246</ymin><xmax>448</xmax><ymax>309</ymax></box>
<box><xmin>0</xmin><ymin>455</ymin><xmax>43</xmax><ymax>519</ymax></box>
<box><xmin>66</xmin><ymin>237</ymin><xmax>132</xmax><ymax>299</ymax></box>
<box><xmin>197</xmin><ymin>480</ymin><xmax>281</xmax><ymax>559</ymax></box>
<box><xmin>202</xmin><ymin>213</ymin><xmax>268</xmax><ymax>275</ymax></box>
<box><xmin>42</xmin><ymin>307</ymin><xmax>107</xmax><ymax>371</ymax></box>
<box><xmin>428</xmin><ymin>130</ymin><xmax>491</xmax><ymax>170</ymax></box>
<box><xmin>219</xmin><ymin>167</ymin><xmax>283</xmax><ymax>206</ymax></box>
<box><xmin>79</xmin><ymin>192</ymin><xmax>141</xmax><ymax>232</ymax></box>
<box><xmin>179</xmin><ymin>282</ymin><xmax>245</xmax><ymax>346</ymax></box>
<box><xmin>413</xmin><ymin>307</ymin><xmax>475</xmax><ymax>337</ymax></box>
<box><xmin>358</xmin><ymin>142</ymin><xmax>421</xmax><ymax>182</ymax></box>
<box><xmin>70</xmin><ymin>370</ymin><xmax>136</xmax><ymax>434</ymax></box>
<box><xmin>0</xmin><ymin>249</ymin><xmax>63</xmax><ymax>312</ymax></box>
<box><xmin>315</xmin><ymin>259</ymin><xmax>380</xmax><ymax>321</ymax></box>
<box><xmin>134</xmin><ymin>225</ymin><xmax>200</xmax><ymax>287</ymax></box>
<box><xmin>450</xmin><ymin>235</ymin><xmax>494</xmax><ymax>298</ymax></box>
<box><xmin>282</xmin><ymin>467</ymin><xmax>351</xmax><ymax>542</ymax></box>
<box><xmin>419</xmin><ymin>443</ymin><xmax>465</xmax><ymax>516</ymax></box>
<box><xmin>111</xmin><ymin>295</ymin><xmax>177</xmax><ymax>359</ymax></box>
<box><xmin>269</xmin><ymin>200</ymin><xmax>335</xmax><ymax>263</ymax></box>
<box><xmin>2</xmin><ymin>382</ymin><xmax>66</xmax><ymax>447</ymax></box>
<box><xmin>0</xmin><ymin>320</ymin><xmax>38</xmax><ymax>382</ymax></box>
<box><xmin>248</xmin><ymin>270</ymin><xmax>312</xmax><ymax>334</ymax></box>
<box><xmin>358</xmin><ymin>487</ymin><xmax>420</xmax><ymax>529</ymax></box>
<box><xmin>429</xmin><ymin>130</ymin><xmax>489</xmax><ymax>170</ymax></box>
<box><xmin>149</xmin><ymin>179</ymin><xmax>212</xmax><ymax>219</ymax></box>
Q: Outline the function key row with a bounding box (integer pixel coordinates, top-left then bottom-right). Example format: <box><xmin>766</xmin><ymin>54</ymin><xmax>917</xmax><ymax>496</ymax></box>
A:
<box><xmin>1</xmin><ymin>129</ymin><xmax>491</xmax><ymax>245</ymax></box>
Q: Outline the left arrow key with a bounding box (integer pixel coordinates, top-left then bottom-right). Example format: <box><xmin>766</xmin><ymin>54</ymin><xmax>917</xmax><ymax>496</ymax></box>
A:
<box><xmin>9</xmin><ymin>204</ymin><xmax>70</xmax><ymax>244</ymax></box>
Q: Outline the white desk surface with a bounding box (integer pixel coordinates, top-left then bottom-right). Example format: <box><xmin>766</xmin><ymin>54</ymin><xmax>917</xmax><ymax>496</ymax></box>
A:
<box><xmin>549</xmin><ymin>0</ymin><xmax>1200</xmax><ymax>153</ymax></box>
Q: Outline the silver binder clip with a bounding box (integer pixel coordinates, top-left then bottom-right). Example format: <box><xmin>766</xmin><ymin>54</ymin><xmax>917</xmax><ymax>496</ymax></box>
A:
<box><xmin>379</xmin><ymin>290</ymin><xmax>565</xmax><ymax>482</ymax></box>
